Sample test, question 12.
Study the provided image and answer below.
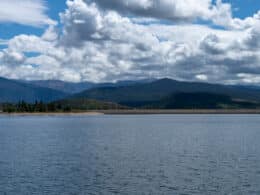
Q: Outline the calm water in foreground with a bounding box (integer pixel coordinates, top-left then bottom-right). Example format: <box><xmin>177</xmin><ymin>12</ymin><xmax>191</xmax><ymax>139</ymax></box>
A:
<box><xmin>1</xmin><ymin>115</ymin><xmax>260</xmax><ymax>195</ymax></box>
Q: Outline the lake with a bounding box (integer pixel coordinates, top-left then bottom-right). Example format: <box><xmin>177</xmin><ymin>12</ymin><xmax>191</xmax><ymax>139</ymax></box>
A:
<box><xmin>1</xmin><ymin>114</ymin><xmax>260</xmax><ymax>194</ymax></box>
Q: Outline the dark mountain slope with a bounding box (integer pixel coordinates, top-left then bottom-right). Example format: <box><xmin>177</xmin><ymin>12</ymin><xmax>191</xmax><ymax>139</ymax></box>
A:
<box><xmin>53</xmin><ymin>97</ymin><xmax>128</xmax><ymax>110</ymax></box>
<box><xmin>72</xmin><ymin>78</ymin><xmax>260</xmax><ymax>107</ymax></box>
<box><xmin>151</xmin><ymin>92</ymin><xmax>260</xmax><ymax>109</ymax></box>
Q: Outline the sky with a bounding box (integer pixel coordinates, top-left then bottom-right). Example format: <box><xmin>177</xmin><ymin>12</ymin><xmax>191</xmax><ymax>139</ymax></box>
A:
<box><xmin>0</xmin><ymin>0</ymin><xmax>260</xmax><ymax>84</ymax></box>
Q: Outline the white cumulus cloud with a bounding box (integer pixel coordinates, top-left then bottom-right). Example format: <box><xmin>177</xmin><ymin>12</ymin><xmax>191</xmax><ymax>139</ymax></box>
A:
<box><xmin>0</xmin><ymin>0</ymin><xmax>260</xmax><ymax>85</ymax></box>
<box><xmin>0</xmin><ymin>0</ymin><xmax>56</xmax><ymax>26</ymax></box>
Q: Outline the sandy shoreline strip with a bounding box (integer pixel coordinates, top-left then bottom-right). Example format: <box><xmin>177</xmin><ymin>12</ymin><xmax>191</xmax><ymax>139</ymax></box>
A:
<box><xmin>1</xmin><ymin>109</ymin><xmax>260</xmax><ymax>116</ymax></box>
<box><xmin>102</xmin><ymin>109</ymin><xmax>260</xmax><ymax>114</ymax></box>
<box><xmin>0</xmin><ymin>112</ymin><xmax>104</xmax><ymax>116</ymax></box>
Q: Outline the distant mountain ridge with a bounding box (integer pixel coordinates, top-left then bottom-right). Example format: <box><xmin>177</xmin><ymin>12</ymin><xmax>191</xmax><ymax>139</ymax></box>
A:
<box><xmin>0</xmin><ymin>77</ymin><xmax>68</xmax><ymax>103</ymax></box>
<box><xmin>20</xmin><ymin>78</ymin><xmax>156</xmax><ymax>94</ymax></box>
<box><xmin>20</xmin><ymin>80</ymin><xmax>95</xmax><ymax>94</ymax></box>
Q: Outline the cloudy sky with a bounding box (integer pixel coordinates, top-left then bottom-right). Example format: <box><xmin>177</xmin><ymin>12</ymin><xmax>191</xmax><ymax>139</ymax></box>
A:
<box><xmin>0</xmin><ymin>0</ymin><xmax>259</xmax><ymax>84</ymax></box>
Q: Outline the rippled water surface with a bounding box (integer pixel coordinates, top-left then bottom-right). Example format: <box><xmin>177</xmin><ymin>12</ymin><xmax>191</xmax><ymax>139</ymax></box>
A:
<box><xmin>1</xmin><ymin>114</ymin><xmax>260</xmax><ymax>194</ymax></box>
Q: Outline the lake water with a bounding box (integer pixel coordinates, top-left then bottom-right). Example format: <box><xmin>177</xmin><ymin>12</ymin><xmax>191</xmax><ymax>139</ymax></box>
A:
<box><xmin>1</xmin><ymin>115</ymin><xmax>260</xmax><ymax>195</ymax></box>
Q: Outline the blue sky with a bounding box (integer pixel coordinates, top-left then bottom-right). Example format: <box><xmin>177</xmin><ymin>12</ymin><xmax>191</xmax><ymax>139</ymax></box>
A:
<box><xmin>223</xmin><ymin>0</ymin><xmax>260</xmax><ymax>18</ymax></box>
<box><xmin>0</xmin><ymin>0</ymin><xmax>66</xmax><ymax>39</ymax></box>
<box><xmin>0</xmin><ymin>0</ymin><xmax>260</xmax><ymax>83</ymax></box>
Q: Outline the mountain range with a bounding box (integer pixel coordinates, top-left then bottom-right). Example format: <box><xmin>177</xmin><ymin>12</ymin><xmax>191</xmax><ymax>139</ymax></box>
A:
<box><xmin>72</xmin><ymin>78</ymin><xmax>260</xmax><ymax>107</ymax></box>
<box><xmin>2</xmin><ymin>76</ymin><xmax>260</xmax><ymax>109</ymax></box>
<box><xmin>20</xmin><ymin>78</ymin><xmax>155</xmax><ymax>94</ymax></box>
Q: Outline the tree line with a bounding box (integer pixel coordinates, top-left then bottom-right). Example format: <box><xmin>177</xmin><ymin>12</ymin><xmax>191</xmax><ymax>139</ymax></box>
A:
<box><xmin>1</xmin><ymin>101</ymin><xmax>71</xmax><ymax>113</ymax></box>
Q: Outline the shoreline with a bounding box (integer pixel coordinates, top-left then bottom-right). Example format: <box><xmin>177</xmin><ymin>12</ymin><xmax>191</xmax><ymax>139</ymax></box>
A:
<box><xmin>102</xmin><ymin>109</ymin><xmax>260</xmax><ymax>114</ymax></box>
<box><xmin>0</xmin><ymin>112</ymin><xmax>104</xmax><ymax>116</ymax></box>
<box><xmin>2</xmin><ymin>109</ymin><xmax>260</xmax><ymax>115</ymax></box>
